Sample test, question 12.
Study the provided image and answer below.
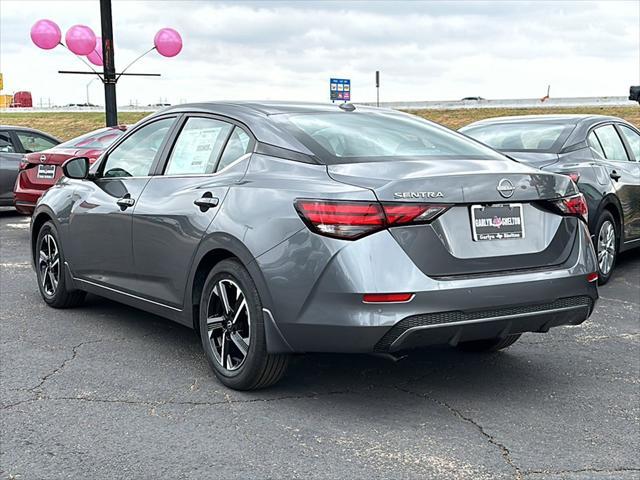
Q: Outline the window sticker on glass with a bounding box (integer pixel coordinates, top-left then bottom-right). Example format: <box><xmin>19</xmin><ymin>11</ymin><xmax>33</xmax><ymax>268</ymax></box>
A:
<box><xmin>165</xmin><ymin>118</ymin><xmax>232</xmax><ymax>175</ymax></box>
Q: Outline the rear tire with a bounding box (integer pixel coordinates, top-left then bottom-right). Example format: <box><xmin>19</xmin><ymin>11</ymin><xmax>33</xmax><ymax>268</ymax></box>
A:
<box><xmin>457</xmin><ymin>334</ymin><xmax>521</xmax><ymax>352</ymax></box>
<box><xmin>199</xmin><ymin>259</ymin><xmax>289</xmax><ymax>390</ymax></box>
<box><xmin>35</xmin><ymin>221</ymin><xmax>86</xmax><ymax>308</ymax></box>
<box><xmin>594</xmin><ymin>211</ymin><xmax>618</xmax><ymax>285</ymax></box>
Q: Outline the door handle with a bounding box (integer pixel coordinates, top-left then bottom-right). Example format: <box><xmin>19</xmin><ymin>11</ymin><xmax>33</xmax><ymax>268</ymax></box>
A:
<box><xmin>116</xmin><ymin>194</ymin><xmax>135</xmax><ymax>210</ymax></box>
<box><xmin>194</xmin><ymin>192</ymin><xmax>219</xmax><ymax>212</ymax></box>
<box><xmin>610</xmin><ymin>170</ymin><xmax>621</xmax><ymax>181</ymax></box>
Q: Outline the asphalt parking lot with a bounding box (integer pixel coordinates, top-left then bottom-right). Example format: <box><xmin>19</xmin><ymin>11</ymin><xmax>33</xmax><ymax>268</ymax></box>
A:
<box><xmin>1</xmin><ymin>208</ymin><xmax>638</xmax><ymax>480</ymax></box>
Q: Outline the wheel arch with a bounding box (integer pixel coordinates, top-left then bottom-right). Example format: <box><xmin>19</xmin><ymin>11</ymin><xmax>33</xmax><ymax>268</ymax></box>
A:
<box><xmin>186</xmin><ymin>233</ymin><xmax>276</xmax><ymax>330</ymax></box>
<box><xmin>30</xmin><ymin>210</ymin><xmax>55</xmax><ymax>265</ymax></box>
<box><xmin>596</xmin><ymin>195</ymin><xmax>623</xmax><ymax>249</ymax></box>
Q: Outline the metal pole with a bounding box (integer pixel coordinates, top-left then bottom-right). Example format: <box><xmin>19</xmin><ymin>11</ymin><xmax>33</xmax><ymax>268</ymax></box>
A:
<box><xmin>375</xmin><ymin>70</ymin><xmax>380</xmax><ymax>107</ymax></box>
<box><xmin>100</xmin><ymin>0</ymin><xmax>118</xmax><ymax>126</ymax></box>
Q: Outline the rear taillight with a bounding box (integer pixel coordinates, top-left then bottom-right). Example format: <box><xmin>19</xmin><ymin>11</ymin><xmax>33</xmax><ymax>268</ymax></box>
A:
<box><xmin>294</xmin><ymin>199</ymin><xmax>450</xmax><ymax>240</ymax></box>
<box><xmin>565</xmin><ymin>172</ymin><xmax>580</xmax><ymax>183</ymax></box>
<box><xmin>19</xmin><ymin>156</ymin><xmax>30</xmax><ymax>171</ymax></box>
<box><xmin>552</xmin><ymin>193</ymin><xmax>588</xmax><ymax>223</ymax></box>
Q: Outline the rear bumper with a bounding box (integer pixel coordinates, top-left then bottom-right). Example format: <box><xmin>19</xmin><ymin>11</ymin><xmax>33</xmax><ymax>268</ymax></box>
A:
<box><xmin>376</xmin><ymin>295</ymin><xmax>593</xmax><ymax>352</ymax></box>
<box><xmin>258</xmin><ymin>221</ymin><xmax>598</xmax><ymax>353</ymax></box>
<box><xmin>13</xmin><ymin>170</ymin><xmax>55</xmax><ymax>213</ymax></box>
<box><xmin>14</xmin><ymin>201</ymin><xmax>36</xmax><ymax>215</ymax></box>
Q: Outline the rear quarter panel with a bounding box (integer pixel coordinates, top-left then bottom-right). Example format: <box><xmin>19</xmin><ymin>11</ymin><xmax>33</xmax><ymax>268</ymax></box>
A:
<box><xmin>198</xmin><ymin>153</ymin><xmax>375</xmax><ymax>317</ymax></box>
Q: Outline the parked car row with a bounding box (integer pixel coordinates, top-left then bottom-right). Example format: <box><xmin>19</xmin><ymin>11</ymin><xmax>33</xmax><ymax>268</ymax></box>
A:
<box><xmin>3</xmin><ymin>112</ymin><xmax>638</xmax><ymax>287</ymax></box>
<box><xmin>2</xmin><ymin>107</ymin><xmax>638</xmax><ymax>390</ymax></box>
<box><xmin>0</xmin><ymin>125</ymin><xmax>127</xmax><ymax>214</ymax></box>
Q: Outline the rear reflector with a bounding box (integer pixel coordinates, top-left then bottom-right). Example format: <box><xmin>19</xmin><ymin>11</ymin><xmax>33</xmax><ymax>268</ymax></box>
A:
<box><xmin>363</xmin><ymin>293</ymin><xmax>414</xmax><ymax>303</ymax></box>
<box><xmin>295</xmin><ymin>199</ymin><xmax>450</xmax><ymax>240</ymax></box>
<box><xmin>586</xmin><ymin>272</ymin><xmax>599</xmax><ymax>283</ymax></box>
<box><xmin>552</xmin><ymin>193</ymin><xmax>588</xmax><ymax>223</ymax></box>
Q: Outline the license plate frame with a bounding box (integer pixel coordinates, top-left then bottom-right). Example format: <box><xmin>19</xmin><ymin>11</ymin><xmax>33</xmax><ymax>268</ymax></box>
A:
<box><xmin>470</xmin><ymin>203</ymin><xmax>525</xmax><ymax>241</ymax></box>
<box><xmin>37</xmin><ymin>164</ymin><xmax>56</xmax><ymax>179</ymax></box>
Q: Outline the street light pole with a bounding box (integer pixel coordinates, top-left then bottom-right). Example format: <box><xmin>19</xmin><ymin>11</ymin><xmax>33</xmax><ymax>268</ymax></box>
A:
<box><xmin>100</xmin><ymin>0</ymin><xmax>118</xmax><ymax>126</ymax></box>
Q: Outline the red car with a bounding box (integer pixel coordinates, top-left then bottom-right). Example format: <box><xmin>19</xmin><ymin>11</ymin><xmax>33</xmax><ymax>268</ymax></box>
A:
<box><xmin>14</xmin><ymin>125</ymin><xmax>127</xmax><ymax>214</ymax></box>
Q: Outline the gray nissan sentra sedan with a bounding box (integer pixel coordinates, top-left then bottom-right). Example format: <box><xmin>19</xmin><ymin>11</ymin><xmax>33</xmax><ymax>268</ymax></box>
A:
<box><xmin>31</xmin><ymin>102</ymin><xmax>598</xmax><ymax>390</ymax></box>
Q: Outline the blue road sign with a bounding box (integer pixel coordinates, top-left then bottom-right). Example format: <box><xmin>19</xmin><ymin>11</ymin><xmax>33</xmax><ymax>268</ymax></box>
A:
<box><xmin>330</xmin><ymin>78</ymin><xmax>351</xmax><ymax>102</ymax></box>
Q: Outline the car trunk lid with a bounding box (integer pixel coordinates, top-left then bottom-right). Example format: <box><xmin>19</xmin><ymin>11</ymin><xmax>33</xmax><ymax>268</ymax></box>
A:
<box><xmin>326</xmin><ymin>158</ymin><xmax>572</xmax><ymax>203</ymax></box>
<box><xmin>326</xmin><ymin>158</ymin><xmax>578</xmax><ymax>277</ymax></box>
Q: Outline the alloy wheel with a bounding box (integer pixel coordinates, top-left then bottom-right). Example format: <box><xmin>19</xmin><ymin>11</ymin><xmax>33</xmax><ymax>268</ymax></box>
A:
<box><xmin>39</xmin><ymin>233</ymin><xmax>60</xmax><ymax>296</ymax></box>
<box><xmin>597</xmin><ymin>220</ymin><xmax>615</xmax><ymax>276</ymax></box>
<box><xmin>206</xmin><ymin>279</ymin><xmax>251</xmax><ymax>371</ymax></box>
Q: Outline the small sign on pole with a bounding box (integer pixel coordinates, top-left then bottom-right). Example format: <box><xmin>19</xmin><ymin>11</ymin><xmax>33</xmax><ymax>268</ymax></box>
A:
<box><xmin>330</xmin><ymin>78</ymin><xmax>350</xmax><ymax>102</ymax></box>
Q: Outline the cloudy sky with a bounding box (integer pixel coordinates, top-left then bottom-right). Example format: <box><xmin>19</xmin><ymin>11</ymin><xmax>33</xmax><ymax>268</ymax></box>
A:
<box><xmin>0</xmin><ymin>0</ymin><xmax>638</xmax><ymax>106</ymax></box>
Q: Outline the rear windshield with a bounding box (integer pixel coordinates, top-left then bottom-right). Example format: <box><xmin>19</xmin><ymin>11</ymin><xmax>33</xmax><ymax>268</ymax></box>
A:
<box><xmin>58</xmin><ymin>128</ymin><xmax>124</xmax><ymax>150</ymax></box>
<box><xmin>461</xmin><ymin>122</ymin><xmax>574</xmax><ymax>152</ymax></box>
<box><xmin>275</xmin><ymin>111</ymin><xmax>506</xmax><ymax>163</ymax></box>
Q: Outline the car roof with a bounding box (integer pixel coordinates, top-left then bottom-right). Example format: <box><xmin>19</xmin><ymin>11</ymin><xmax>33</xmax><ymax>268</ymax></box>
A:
<box><xmin>153</xmin><ymin>102</ymin><xmax>399</xmax><ymax>157</ymax></box>
<box><xmin>462</xmin><ymin>114</ymin><xmax>624</xmax><ymax>129</ymax></box>
<box><xmin>162</xmin><ymin>100</ymin><xmax>384</xmax><ymax>116</ymax></box>
<box><xmin>0</xmin><ymin>125</ymin><xmax>61</xmax><ymax>142</ymax></box>
<box><xmin>1</xmin><ymin>125</ymin><xmax>52</xmax><ymax>133</ymax></box>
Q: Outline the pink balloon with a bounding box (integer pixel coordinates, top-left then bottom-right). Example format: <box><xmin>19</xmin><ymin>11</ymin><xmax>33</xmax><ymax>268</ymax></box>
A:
<box><xmin>154</xmin><ymin>28</ymin><xmax>182</xmax><ymax>57</ymax></box>
<box><xmin>65</xmin><ymin>25</ymin><xmax>96</xmax><ymax>56</ymax></box>
<box><xmin>30</xmin><ymin>19</ymin><xmax>61</xmax><ymax>50</ymax></box>
<box><xmin>86</xmin><ymin>36</ymin><xmax>103</xmax><ymax>66</ymax></box>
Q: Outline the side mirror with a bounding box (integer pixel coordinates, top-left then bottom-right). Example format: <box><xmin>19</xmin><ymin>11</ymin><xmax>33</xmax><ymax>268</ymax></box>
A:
<box><xmin>62</xmin><ymin>157</ymin><xmax>90</xmax><ymax>179</ymax></box>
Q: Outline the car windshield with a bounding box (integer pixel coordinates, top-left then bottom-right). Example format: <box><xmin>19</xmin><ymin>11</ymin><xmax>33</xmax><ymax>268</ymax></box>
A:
<box><xmin>58</xmin><ymin>128</ymin><xmax>125</xmax><ymax>150</ymax></box>
<box><xmin>276</xmin><ymin>111</ymin><xmax>506</xmax><ymax>163</ymax></box>
<box><xmin>462</xmin><ymin>122</ymin><xmax>574</xmax><ymax>152</ymax></box>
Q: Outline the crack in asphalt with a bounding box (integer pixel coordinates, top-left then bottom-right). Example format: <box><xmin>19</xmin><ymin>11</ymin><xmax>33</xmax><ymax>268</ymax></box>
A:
<box><xmin>394</xmin><ymin>385</ymin><xmax>523</xmax><ymax>480</ymax></box>
<box><xmin>25</xmin><ymin>340</ymin><xmax>105</xmax><ymax>393</ymax></box>
<box><xmin>1</xmin><ymin>390</ymin><xmax>353</xmax><ymax>410</ymax></box>
<box><xmin>523</xmin><ymin>466</ymin><xmax>640</xmax><ymax>477</ymax></box>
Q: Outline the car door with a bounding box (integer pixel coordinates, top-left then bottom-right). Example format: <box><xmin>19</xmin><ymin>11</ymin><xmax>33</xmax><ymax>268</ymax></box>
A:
<box><xmin>615</xmin><ymin>123</ymin><xmax>640</xmax><ymax>241</ymax></box>
<box><xmin>67</xmin><ymin>117</ymin><xmax>177</xmax><ymax>291</ymax></box>
<box><xmin>0</xmin><ymin>130</ymin><xmax>23</xmax><ymax>204</ymax></box>
<box><xmin>590</xmin><ymin>123</ymin><xmax>639</xmax><ymax>243</ymax></box>
<box><xmin>131</xmin><ymin>115</ymin><xmax>254</xmax><ymax>308</ymax></box>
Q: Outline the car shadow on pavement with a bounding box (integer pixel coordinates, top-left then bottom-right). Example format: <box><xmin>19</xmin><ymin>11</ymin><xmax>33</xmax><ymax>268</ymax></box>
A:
<box><xmin>77</xmin><ymin>291</ymin><xmax>572</xmax><ymax>401</ymax></box>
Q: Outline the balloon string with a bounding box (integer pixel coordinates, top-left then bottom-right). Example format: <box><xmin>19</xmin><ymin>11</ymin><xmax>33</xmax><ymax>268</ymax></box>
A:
<box><xmin>116</xmin><ymin>46</ymin><xmax>156</xmax><ymax>82</ymax></box>
<box><xmin>59</xmin><ymin>42</ymin><xmax>104</xmax><ymax>81</ymax></box>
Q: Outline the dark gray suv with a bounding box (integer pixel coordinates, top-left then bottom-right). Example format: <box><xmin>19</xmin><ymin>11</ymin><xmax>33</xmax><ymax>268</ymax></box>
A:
<box><xmin>461</xmin><ymin>115</ymin><xmax>640</xmax><ymax>284</ymax></box>
<box><xmin>31</xmin><ymin>103</ymin><xmax>598</xmax><ymax>389</ymax></box>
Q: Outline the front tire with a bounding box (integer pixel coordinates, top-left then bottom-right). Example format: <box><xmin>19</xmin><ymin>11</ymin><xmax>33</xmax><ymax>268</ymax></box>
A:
<box><xmin>35</xmin><ymin>221</ymin><xmax>86</xmax><ymax>308</ymax></box>
<box><xmin>199</xmin><ymin>259</ymin><xmax>289</xmax><ymax>390</ymax></box>
<box><xmin>456</xmin><ymin>334</ymin><xmax>521</xmax><ymax>352</ymax></box>
<box><xmin>594</xmin><ymin>211</ymin><xmax>618</xmax><ymax>285</ymax></box>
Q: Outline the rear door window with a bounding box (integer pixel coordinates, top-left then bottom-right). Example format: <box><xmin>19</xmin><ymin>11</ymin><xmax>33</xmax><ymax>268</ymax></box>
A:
<box><xmin>216</xmin><ymin>127</ymin><xmax>252</xmax><ymax>172</ymax></box>
<box><xmin>587</xmin><ymin>131</ymin><xmax>605</xmax><ymax>159</ymax></box>
<box><xmin>593</xmin><ymin>125</ymin><xmax>629</xmax><ymax>161</ymax></box>
<box><xmin>618</xmin><ymin>125</ymin><xmax>640</xmax><ymax>161</ymax></box>
<box><xmin>164</xmin><ymin>117</ymin><xmax>233</xmax><ymax>176</ymax></box>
